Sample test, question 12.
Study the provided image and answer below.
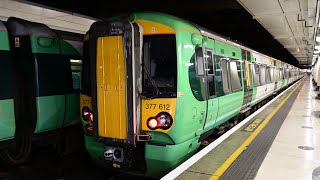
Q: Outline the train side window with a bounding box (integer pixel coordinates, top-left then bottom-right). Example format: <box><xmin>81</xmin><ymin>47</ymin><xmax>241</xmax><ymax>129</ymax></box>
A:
<box><xmin>206</xmin><ymin>50</ymin><xmax>214</xmax><ymax>75</ymax></box>
<box><xmin>279</xmin><ymin>68</ymin><xmax>284</xmax><ymax>79</ymax></box>
<box><xmin>270</xmin><ymin>67</ymin><xmax>274</xmax><ymax>82</ymax></box>
<box><xmin>274</xmin><ymin>68</ymin><xmax>278</xmax><ymax>81</ymax></box>
<box><xmin>289</xmin><ymin>71</ymin><xmax>292</xmax><ymax>78</ymax></box>
<box><xmin>260</xmin><ymin>65</ymin><xmax>266</xmax><ymax>85</ymax></box>
<box><xmin>253</xmin><ymin>63</ymin><xmax>260</xmax><ymax>86</ymax></box>
<box><xmin>229</xmin><ymin>60</ymin><xmax>242</xmax><ymax>92</ymax></box>
<box><xmin>253</xmin><ymin>64</ymin><xmax>260</xmax><ymax>87</ymax></box>
<box><xmin>205</xmin><ymin>50</ymin><xmax>215</xmax><ymax>97</ymax></box>
<box><xmin>195</xmin><ymin>46</ymin><xmax>205</xmax><ymax>76</ymax></box>
<box><xmin>265</xmin><ymin>66</ymin><xmax>271</xmax><ymax>84</ymax></box>
<box><xmin>220</xmin><ymin>58</ymin><xmax>230</xmax><ymax>94</ymax></box>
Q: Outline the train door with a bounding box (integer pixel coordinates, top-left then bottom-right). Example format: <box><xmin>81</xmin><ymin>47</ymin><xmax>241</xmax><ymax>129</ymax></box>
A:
<box><xmin>90</xmin><ymin>20</ymin><xmax>142</xmax><ymax>145</ymax></box>
<box><xmin>196</xmin><ymin>38</ymin><xmax>218</xmax><ymax>132</ymax></box>
<box><xmin>241</xmin><ymin>50</ymin><xmax>253</xmax><ymax>110</ymax></box>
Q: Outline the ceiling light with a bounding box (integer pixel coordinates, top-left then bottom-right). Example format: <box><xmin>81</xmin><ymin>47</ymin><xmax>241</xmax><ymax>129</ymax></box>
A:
<box><xmin>315</xmin><ymin>45</ymin><xmax>320</xmax><ymax>49</ymax></box>
<box><xmin>316</xmin><ymin>36</ymin><xmax>320</xmax><ymax>42</ymax></box>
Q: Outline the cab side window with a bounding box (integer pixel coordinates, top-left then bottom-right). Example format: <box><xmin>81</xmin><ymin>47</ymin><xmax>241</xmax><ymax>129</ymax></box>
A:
<box><xmin>195</xmin><ymin>46</ymin><xmax>204</xmax><ymax>76</ymax></box>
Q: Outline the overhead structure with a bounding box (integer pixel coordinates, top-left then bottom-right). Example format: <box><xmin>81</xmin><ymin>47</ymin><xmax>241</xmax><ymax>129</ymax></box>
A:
<box><xmin>0</xmin><ymin>0</ymin><xmax>97</xmax><ymax>34</ymax></box>
<box><xmin>237</xmin><ymin>0</ymin><xmax>318</xmax><ymax>66</ymax></box>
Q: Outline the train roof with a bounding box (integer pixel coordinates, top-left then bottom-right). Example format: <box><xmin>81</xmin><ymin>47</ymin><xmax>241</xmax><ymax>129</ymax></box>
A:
<box><xmin>6</xmin><ymin>17</ymin><xmax>57</xmax><ymax>38</ymax></box>
<box><xmin>54</xmin><ymin>29</ymin><xmax>84</xmax><ymax>42</ymax></box>
<box><xmin>130</xmin><ymin>12</ymin><xmax>296</xmax><ymax>67</ymax></box>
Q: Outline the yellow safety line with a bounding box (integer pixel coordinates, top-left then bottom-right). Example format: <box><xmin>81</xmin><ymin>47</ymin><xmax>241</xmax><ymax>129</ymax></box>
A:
<box><xmin>209</xmin><ymin>79</ymin><xmax>304</xmax><ymax>180</ymax></box>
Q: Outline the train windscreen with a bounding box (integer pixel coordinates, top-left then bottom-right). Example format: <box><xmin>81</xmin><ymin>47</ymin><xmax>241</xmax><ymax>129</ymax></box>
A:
<box><xmin>142</xmin><ymin>34</ymin><xmax>177</xmax><ymax>98</ymax></box>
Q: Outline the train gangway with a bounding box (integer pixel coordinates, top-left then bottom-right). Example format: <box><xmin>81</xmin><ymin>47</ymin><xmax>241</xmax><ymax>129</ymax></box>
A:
<box><xmin>162</xmin><ymin>76</ymin><xmax>320</xmax><ymax>180</ymax></box>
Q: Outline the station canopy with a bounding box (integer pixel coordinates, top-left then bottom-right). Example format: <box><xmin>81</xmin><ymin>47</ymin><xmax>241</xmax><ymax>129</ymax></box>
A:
<box><xmin>0</xmin><ymin>0</ymin><xmax>97</xmax><ymax>34</ymax></box>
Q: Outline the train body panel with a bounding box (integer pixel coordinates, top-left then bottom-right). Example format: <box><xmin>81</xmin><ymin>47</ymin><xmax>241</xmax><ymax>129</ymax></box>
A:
<box><xmin>0</xmin><ymin>21</ymin><xmax>15</xmax><ymax>141</ymax></box>
<box><xmin>0</xmin><ymin>99</ymin><xmax>15</xmax><ymax>141</ymax></box>
<box><xmin>5</xmin><ymin>17</ymin><xmax>82</xmax><ymax>134</ymax></box>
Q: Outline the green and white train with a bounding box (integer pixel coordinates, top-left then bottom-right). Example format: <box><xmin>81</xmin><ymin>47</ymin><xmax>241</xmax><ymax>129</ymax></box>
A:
<box><xmin>0</xmin><ymin>17</ymin><xmax>82</xmax><ymax>165</ymax></box>
<box><xmin>80</xmin><ymin>12</ymin><xmax>304</xmax><ymax>177</ymax></box>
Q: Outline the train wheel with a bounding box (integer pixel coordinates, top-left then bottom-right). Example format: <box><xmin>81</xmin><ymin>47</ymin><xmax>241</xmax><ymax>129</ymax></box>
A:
<box><xmin>0</xmin><ymin>134</ymin><xmax>32</xmax><ymax>166</ymax></box>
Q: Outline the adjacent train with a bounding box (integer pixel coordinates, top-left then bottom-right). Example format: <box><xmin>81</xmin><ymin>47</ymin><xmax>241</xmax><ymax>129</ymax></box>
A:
<box><xmin>80</xmin><ymin>12</ymin><xmax>304</xmax><ymax>177</ymax></box>
<box><xmin>0</xmin><ymin>17</ymin><xmax>83</xmax><ymax>165</ymax></box>
<box><xmin>312</xmin><ymin>57</ymin><xmax>320</xmax><ymax>97</ymax></box>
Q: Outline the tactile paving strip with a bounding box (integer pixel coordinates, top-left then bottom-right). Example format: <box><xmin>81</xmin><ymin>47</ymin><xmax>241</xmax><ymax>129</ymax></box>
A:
<box><xmin>220</xmin><ymin>80</ymin><xmax>304</xmax><ymax>180</ymax></box>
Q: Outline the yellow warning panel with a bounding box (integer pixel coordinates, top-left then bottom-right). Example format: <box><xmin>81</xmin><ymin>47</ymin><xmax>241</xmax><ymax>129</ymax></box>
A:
<box><xmin>243</xmin><ymin>119</ymin><xmax>263</xmax><ymax>132</ymax></box>
<box><xmin>96</xmin><ymin>36</ymin><xmax>127</xmax><ymax>139</ymax></box>
<box><xmin>133</xmin><ymin>19</ymin><xmax>175</xmax><ymax>35</ymax></box>
<box><xmin>141</xmin><ymin>98</ymin><xmax>176</xmax><ymax>133</ymax></box>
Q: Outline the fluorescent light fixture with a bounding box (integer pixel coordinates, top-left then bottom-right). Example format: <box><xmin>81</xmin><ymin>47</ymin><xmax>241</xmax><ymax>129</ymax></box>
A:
<box><xmin>316</xmin><ymin>36</ymin><xmax>320</xmax><ymax>42</ymax></box>
<box><xmin>70</xmin><ymin>59</ymin><xmax>81</xmax><ymax>63</ymax></box>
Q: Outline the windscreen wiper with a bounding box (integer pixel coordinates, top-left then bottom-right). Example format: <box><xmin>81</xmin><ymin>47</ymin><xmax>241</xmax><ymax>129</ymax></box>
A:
<box><xmin>142</xmin><ymin>63</ymin><xmax>162</xmax><ymax>97</ymax></box>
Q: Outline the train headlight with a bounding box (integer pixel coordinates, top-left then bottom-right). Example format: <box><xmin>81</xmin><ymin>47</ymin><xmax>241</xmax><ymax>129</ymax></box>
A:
<box><xmin>147</xmin><ymin>112</ymin><xmax>173</xmax><ymax>130</ymax></box>
<box><xmin>82</xmin><ymin>106</ymin><xmax>93</xmax><ymax>122</ymax></box>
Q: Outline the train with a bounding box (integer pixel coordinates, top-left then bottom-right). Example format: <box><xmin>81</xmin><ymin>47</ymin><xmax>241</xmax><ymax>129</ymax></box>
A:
<box><xmin>312</xmin><ymin>57</ymin><xmax>320</xmax><ymax>99</ymax></box>
<box><xmin>80</xmin><ymin>12</ymin><xmax>304</xmax><ymax>177</ymax></box>
<box><xmin>0</xmin><ymin>17</ymin><xmax>83</xmax><ymax>165</ymax></box>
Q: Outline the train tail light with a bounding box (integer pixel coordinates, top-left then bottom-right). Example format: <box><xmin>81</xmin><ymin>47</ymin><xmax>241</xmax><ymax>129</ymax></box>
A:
<box><xmin>147</xmin><ymin>118</ymin><xmax>158</xmax><ymax>130</ymax></box>
<box><xmin>147</xmin><ymin>112</ymin><xmax>173</xmax><ymax>130</ymax></box>
<box><xmin>82</xmin><ymin>106</ymin><xmax>94</xmax><ymax>136</ymax></box>
<box><xmin>82</xmin><ymin>106</ymin><xmax>93</xmax><ymax>122</ymax></box>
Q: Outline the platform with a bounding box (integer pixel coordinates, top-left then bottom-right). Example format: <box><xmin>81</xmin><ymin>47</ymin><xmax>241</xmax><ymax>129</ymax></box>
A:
<box><xmin>162</xmin><ymin>76</ymin><xmax>320</xmax><ymax>180</ymax></box>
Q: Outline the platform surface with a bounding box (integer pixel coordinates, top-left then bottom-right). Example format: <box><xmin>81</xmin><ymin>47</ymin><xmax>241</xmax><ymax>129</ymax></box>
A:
<box><xmin>173</xmin><ymin>77</ymin><xmax>318</xmax><ymax>180</ymax></box>
<box><xmin>255</xmin><ymin>77</ymin><xmax>320</xmax><ymax>180</ymax></box>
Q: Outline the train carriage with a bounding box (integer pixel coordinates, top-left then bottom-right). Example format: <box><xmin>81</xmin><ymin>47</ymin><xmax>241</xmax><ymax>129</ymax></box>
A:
<box><xmin>0</xmin><ymin>17</ymin><xmax>83</xmax><ymax>165</ymax></box>
<box><xmin>80</xmin><ymin>12</ymin><xmax>303</xmax><ymax>177</ymax></box>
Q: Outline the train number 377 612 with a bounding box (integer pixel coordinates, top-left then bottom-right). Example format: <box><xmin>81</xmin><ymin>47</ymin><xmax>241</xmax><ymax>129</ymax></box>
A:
<box><xmin>144</xmin><ymin>103</ymin><xmax>170</xmax><ymax>110</ymax></box>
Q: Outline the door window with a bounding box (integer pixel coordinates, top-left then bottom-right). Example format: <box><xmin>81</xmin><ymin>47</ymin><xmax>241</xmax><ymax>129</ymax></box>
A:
<box><xmin>205</xmin><ymin>49</ymin><xmax>215</xmax><ymax>97</ymax></box>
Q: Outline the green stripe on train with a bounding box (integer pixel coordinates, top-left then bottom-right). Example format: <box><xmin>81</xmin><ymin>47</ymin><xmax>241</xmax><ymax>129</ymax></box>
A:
<box><xmin>34</xmin><ymin>94</ymin><xmax>80</xmax><ymax>133</ymax></box>
<box><xmin>34</xmin><ymin>95</ymin><xmax>65</xmax><ymax>133</ymax></box>
<box><xmin>30</xmin><ymin>36</ymin><xmax>82</xmax><ymax>55</ymax></box>
<box><xmin>64</xmin><ymin>93</ymin><xmax>80</xmax><ymax>127</ymax></box>
<box><xmin>0</xmin><ymin>99</ymin><xmax>15</xmax><ymax>141</ymax></box>
<box><xmin>30</xmin><ymin>36</ymin><xmax>60</xmax><ymax>54</ymax></box>
<box><xmin>60</xmin><ymin>40</ymin><xmax>81</xmax><ymax>56</ymax></box>
<box><xmin>0</xmin><ymin>32</ymin><xmax>10</xmax><ymax>51</ymax></box>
